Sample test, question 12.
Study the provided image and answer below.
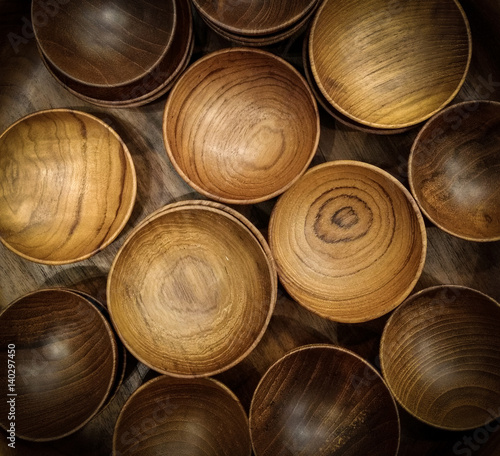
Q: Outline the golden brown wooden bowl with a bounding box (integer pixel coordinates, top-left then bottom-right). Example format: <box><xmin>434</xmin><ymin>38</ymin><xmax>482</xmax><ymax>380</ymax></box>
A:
<box><xmin>107</xmin><ymin>201</ymin><xmax>277</xmax><ymax>377</ymax></box>
<box><xmin>0</xmin><ymin>109</ymin><xmax>136</xmax><ymax>264</ymax></box>
<box><xmin>0</xmin><ymin>288</ymin><xmax>118</xmax><ymax>441</ymax></box>
<box><xmin>113</xmin><ymin>376</ymin><xmax>251</xmax><ymax>456</ymax></box>
<box><xmin>309</xmin><ymin>0</ymin><xmax>471</xmax><ymax>129</ymax></box>
<box><xmin>409</xmin><ymin>100</ymin><xmax>500</xmax><ymax>242</ymax></box>
<box><xmin>163</xmin><ymin>48</ymin><xmax>319</xmax><ymax>204</ymax></box>
<box><xmin>269</xmin><ymin>160</ymin><xmax>427</xmax><ymax>323</ymax></box>
<box><xmin>380</xmin><ymin>285</ymin><xmax>500</xmax><ymax>431</ymax></box>
<box><xmin>250</xmin><ymin>344</ymin><xmax>400</xmax><ymax>455</ymax></box>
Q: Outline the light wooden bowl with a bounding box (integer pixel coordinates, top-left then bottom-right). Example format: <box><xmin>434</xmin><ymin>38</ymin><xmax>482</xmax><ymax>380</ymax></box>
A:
<box><xmin>269</xmin><ymin>160</ymin><xmax>427</xmax><ymax>323</ymax></box>
<box><xmin>409</xmin><ymin>100</ymin><xmax>500</xmax><ymax>241</ymax></box>
<box><xmin>163</xmin><ymin>48</ymin><xmax>319</xmax><ymax>204</ymax></box>
<box><xmin>250</xmin><ymin>344</ymin><xmax>400</xmax><ymax>455</ymax></box>
<box><xmin>309</xmin><ymin>0</ymin><xmax>471</xmax><ymax>129</ymax></box>
<box><xmin>0</xmin><ymin>109</ymin><xmax>136</xmax><ymax>264</ymax></box>
<box><xmin>107</xmin><ymin>201</ymin><xmax>277</xmax><ymax>377</ymax></box>
<box><xmin>113</xmin><ymin>376</ymin><xmax>251</xmax><ymax>456</ymax></box>
<box><xmin>0</xmin><ymin>288</ymin><xmax>118</xmax><ymax>441</ymax></box>
<box><xmin>380</xmin><ymin>285</ymin><xmax>500</xmax><ymax>431</ymax></box>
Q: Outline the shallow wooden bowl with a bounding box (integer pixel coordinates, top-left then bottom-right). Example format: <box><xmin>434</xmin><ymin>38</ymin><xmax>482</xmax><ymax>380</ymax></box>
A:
<box><xmin>163</xmin><ymin>48</ymin><xmax>319</xmax><ymax>204</ymax></box>
<box><xmin>269</xmin><ymin>160</ymin><xmax>427</xmax><ymax>323</ymax></box>
<box><xmin>250</xmin><ymin>345</ymin><xmax>400</xmax><ymax>455</ymax></box>
<box><xmin>107</xmin><ymin>202</ymin><xmax>277</xmax><ymax>377</ymax></box>
<box><xmin>380</xmin><ymin>285</ymin><xmax>500</xmax><ymax>431</ymax></box>
<box><xmin>409</xmin><ymin>100</ymin><xmax>500</xmax><ymax>241</ymax></box>
<box><xmin>113</xmin><ymin>376</ymin><xmax>251</xmax><ymax>456</ymax></box>
<box><xmin>0</xmin><ymin>288</ymin><xmax>118</xmax><ymax>441</ymax></box>
<box><xmin>309</xmin><ymin>0</ymin><xmax>471</xmax><ymax>129</ymax></box>
<box><xmin>0</xmin><ymin>109</ymin><xmax>136</xmax><ymax>264</ymax></box>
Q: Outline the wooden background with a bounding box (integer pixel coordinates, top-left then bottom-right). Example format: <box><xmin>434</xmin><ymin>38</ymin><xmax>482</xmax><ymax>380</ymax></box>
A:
<box><xmin>0</xmin><ymin>0</ymin><xmax>499</xmax><ymax>454</ymax></box>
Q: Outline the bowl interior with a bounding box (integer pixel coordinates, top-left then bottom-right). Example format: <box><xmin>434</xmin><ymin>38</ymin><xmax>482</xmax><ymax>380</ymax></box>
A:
<box><xmin>380</xmin><ymin>286</ymin><xmax>500</xmax><ymax>430</ymax></box>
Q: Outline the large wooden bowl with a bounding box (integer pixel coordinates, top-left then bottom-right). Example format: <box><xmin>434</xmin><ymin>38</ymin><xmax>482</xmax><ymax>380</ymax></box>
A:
<box><xmin>269</xmin><ymin>160</ymin><xmax>427</xmax><ymax>323</ymax></box>
<box><xmin>250</xmin><ymin>345</ymin><xmax>400</xmax><ymax>455</ymax></box>
<box><xmin>113</xmin><ymin>376</ymin><xmax>251</xmax><ymax>455</ymax></box>
<box><xmin>107</xmin><ymin>201</ymin><xmax>277</xmax><ymax>377</ymax></box>
<box><xmin>409</xmin><ymin>100</ymin><xmax>500</xmax><ymax>241</ymax></box>
<box><xmin>380</xmin><ymin>285</ymin><xmax>500</xmax><ymax>431</ymax></box>
<box><xmin>163</xmin><ymin>48</ymin><xmax>319</xmax><ymax>204</ymax></box>
<box><xmin>0</xmin><ymin>289</ymin><xmax>118</xmax><ymax>441</ymax></box>
<box><xmin>0</xmin><ymin>109</ymin><xmax>136</xmax><ymax>264</ymax></box>
<box><xmin>309</xmin><ymin>0</ymin><xmax>471</xmax><ymax>129</ymax></box>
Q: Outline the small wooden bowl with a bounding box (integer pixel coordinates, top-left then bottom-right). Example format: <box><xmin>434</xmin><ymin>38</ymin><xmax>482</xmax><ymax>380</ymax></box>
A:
<box><xmin>380</xmin><ymin>285</ymin><xmax>500</xmax><ymax>431</ymax></box>
<box><xmin>409</xmin><ymin>100</ymin><xmax>500</xmax><ymax>241</ymax></box>
<box><xmin>113</xmin><ymin>376</ymin><xmax>251</xmax><ymax>455</ymax></box>
<box><xmin>309</xmin><ymin>0</ymin><xmax>471</xmax><ymax>129</ymax></box>
<box><xmin>107</xmin><ymin>201</ymin><xmax>277</xmax><ymax>377</ymax></box>
<box><xmin>0</xmin><ymin>109</ymin><xmax>136</xmax><ymax>264</ymax></box>
<box><xmin>0</xmin><ymin>289</ymin><xmax>118</xmax><ymax>441</ymax></box>
<box><xmin>269</xmin><ymin>160</ymin><xmax>427</xmax><ymax>323</ymax></box>
<box><xmin>250</xmin><ymin>344</ymin><xmax>400</xmax><ymax>455</ymax></box>
<box><xmin>163</xmin><ymin>48</ymin><xmax>319</xmax><ymax>204</ymax></box>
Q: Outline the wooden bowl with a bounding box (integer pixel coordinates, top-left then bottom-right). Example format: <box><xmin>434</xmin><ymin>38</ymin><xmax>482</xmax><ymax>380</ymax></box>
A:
<box><xmin>0</xmin><ymin>109</ymin><xmax>136</xmax><ymax>264</ymax></box>
<box><xmin>309</xmin><ymin>0</ymin><xmax>471</xmax><ymax>129</ymax></box>
<box><xmin>113</xmin><ymin>376</ymin><xmax>251</xmax><ymax>455</ymax></box>
<box><xmin>163</xmin><ymin>48</ymin><xmax>319</xmax><ymax>204</ymax></box>
<box><xmin>409</xmin><ymin>100</ymin><xmax>500</xmax><ymax>241</ymax></box>
<box><xmin>250</xmin><ymin>344</ymin><xmax>400</xmax><ymax>455</ymax></box>
<box><xmin>269</xmin><ymin>160</ymin><xmax>427</xmax><ymax>323</ymax></box>
<box><xmin>380</xmin><ymin>285</ymin><xmax>500</xmax><ymax>431</ymax></box>
<box><xmin>0</xmin><ymin>288</ymin><xmax>118</xmax><ymax>441</ymax></box>
<box><xmin>107</xmin><ymin>201</ymin><xmax>277</xmax><ymax>377</ymax></box>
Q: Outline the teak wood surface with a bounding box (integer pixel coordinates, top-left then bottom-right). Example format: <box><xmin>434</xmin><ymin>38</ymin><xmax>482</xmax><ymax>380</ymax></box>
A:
<box><xmin>0</xmin><ymin>0</ymin><xmax>500</xmax><ymax>455</ymax></box>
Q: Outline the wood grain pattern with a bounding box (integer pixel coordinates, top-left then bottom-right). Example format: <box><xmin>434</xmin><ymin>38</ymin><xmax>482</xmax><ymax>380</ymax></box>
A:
<box><xmin>269</xmin><ymin>160</ymin><xmax>427</xmax><ymax>323</ymax></box>
<box><xmin>380</xmin><ymin>285</ymin><xmax>500</xmax><ymax>431</ymax></box>
<box><xmin>250</xmin><ymin>344</ymin><xmax>400</xmax><ymax>456</ymax></box>
<box><xmin>409</xmin><ymin>100</ymin><xmax>500</xmax><ymax>241</ymax></box>
<box><xmin>309</xmin><ymin>0</ymin><xmax>472</xmax><ymax>129</ymax></box>
<box><xmin>163</xmin><ymin>48</ymin><xmax>319</xmax><ymax>204</ymax></box>
<box><xmin>0</xmin><ymin>109</ymin><xmax>136</xmax><ymax>264</ymax></box>
<box><xmin>0</xmin><ymin>288</ymin><xmax>118</xmax><ymax>441</ymax></box>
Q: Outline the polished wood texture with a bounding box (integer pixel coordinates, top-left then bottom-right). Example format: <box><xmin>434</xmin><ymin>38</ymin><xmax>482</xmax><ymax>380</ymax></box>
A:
<box><xmin>250</xmin><ymin>344</ymin><xmax>400</xmax><ymax>456</ymax></box>
<box><xmin>163</xmin><ymin>48</ymin><xmax>319</xmax><ymax>204</ymax></box>
<box><xmin>107</xmin><ymin>202</ymin><xmax>277</xmax><ymax>377</ymax></box>
<box><xmin>113</xmin><ymin>376</ymin><xmax>251</xmax><ymax>456</ymax></box>
<box><xmin>0</xmin><ymin>109</ymin><xmax>136</xmax><ymax>264</ymax></box>
<box><xmin>269</xmin><ymin>161</ymin><xmax>427</xmax><ymax>323</ymax></box>
<box><xmin>409</xmin><ymin>100</ymin><xmax>500</xmax><ymax>241</ymax></box>
<box><xmin>309</xmin><ymin>0</ymin><xmax>472</xmax><ymax>129</ymax></box>
<box><xmin>0</xmin><ymin>289</ymin><xmax>118</xmax><ymax>441</ymax></box>
<box><xmin>380</xmin><ymin>285</ymin><xmax>500</xmax><ymax>431</ymax></box>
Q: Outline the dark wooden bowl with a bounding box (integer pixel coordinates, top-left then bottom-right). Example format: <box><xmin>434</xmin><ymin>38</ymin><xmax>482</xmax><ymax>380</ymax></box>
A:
<box><xmin>309</xmin><ymin>0</ymin><xmax>471</xmax><ymax>129</ymax></box>
<box><xmin>163</xmin><ymin>48</ymin><xmax>319</xmax><ymax>204</ymax></box>
<box><xmin>269</xmin><ymin>160</ymin><xmax>427</xmax><ymax>323</ymax></box>
<box><xmin>113</xmin><ymin>376</ymin><xmax>251</xmax><ymax>455</ymax></box>
<box><xmin>250</xmin><ymin>344</ymin><xmax>400</xmax><ymax>455</ymax></box>
<box><xmin>380</xmin><ymin>285</ymin><xmax>500</xmax><ymax>431</ymax></box>
<box><xmin>409</xmin><ymin>100</ymin><xmax>500</xmax><ymax>241</ymax></box>
<box><xmin>0</xmin><ymin>289</ymin><xmax>118</xmax><ymax>441</ymax></box>
<box><xmin>0</xmin><ymin>109</ymin><xmax>136</xmax><ymax>264</ymax></box>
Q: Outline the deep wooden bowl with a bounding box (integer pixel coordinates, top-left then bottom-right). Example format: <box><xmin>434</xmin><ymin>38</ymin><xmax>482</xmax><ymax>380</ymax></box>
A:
<box><xmin>250</xmin><ymin>345</ymin><xmax>400</xmax><ymax>455</ymax></box>
<box><xmin>309</xmin><ymin>0</ymin><xmax>471</xmax><ymax>129</ymax></box>
<box><xmin>380</xmin><ymin>285</ymin><xmax>500</xmax><ymax>431</ymax></box>
<box><xmin>113</xmin><ymin>376</ymin><xmax>251</xmax><ymax>455</ymax></box>
<box><xmin>0</xmin><ymin>109</ymin><xmax>136</xmax><ymax>264</ymax></box>
<box><xmin>409</xmin><ymin>100</ymin><xmax>500</xmax><ymax>241</ymax></box>
<box><xmin>163</xmin><ymin>48</ymin><xmax>319</xmax><ymax>204</ymax></box>
<box><xmin>269</xmin><ymin>160</ymin><xmax>427</xmax><ymax>323</ymax></box>
<box><xmin>0</xmin><ymin>288</ymin><xmax>118</xmax><ymax>441</ymax></box>
<box><xmin>107</xmin><ymin>202</ymin><xmax>277</xmax><ymax>377</ymax></box>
